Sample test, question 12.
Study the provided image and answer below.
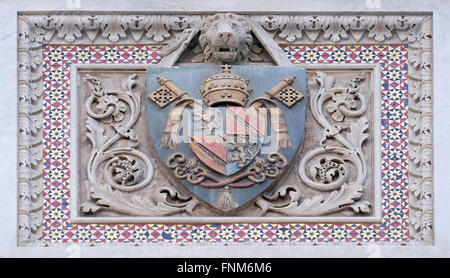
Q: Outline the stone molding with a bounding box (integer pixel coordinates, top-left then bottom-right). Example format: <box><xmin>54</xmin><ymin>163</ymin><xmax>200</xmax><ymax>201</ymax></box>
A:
<box><xmin>17</xmin><ymin>12</ymin><xmax>433</xmax><ymax>246</ymax></box>
<box><xmin>256</xmin><ymin>14</ymin><xmax>425</xmax><ymax>44</ymax></box>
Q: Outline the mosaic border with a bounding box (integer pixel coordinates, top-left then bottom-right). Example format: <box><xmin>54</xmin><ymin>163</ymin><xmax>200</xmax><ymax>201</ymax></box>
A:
<box><xmin>41</xmin><ymin>44</ymin><xmax>406</xmax><ymax>244</ymax></box>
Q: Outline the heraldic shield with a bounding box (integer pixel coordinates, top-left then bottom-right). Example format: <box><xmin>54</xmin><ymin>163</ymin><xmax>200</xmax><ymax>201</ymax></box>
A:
<box><xmin>146</xmin><ymin>65</ymin><xmax>307</xmax><ymax>214</ymax></box>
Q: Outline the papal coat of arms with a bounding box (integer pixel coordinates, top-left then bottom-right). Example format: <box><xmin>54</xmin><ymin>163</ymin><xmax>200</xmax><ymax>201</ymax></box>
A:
<box><xmin>147</xmin><ymin>65</ymin><xmax>306</xmax><ymax>214</ymax></box>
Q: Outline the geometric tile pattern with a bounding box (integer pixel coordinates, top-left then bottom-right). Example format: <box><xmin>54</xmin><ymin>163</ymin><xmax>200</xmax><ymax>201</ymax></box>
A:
<box><xmin>41</xmin><ymin>44</ymin><xmax>409</xmax><ymax>244</ymax></box>
<box><xmin>41</xmin><ymin>45</ymin><xmax>162</xmax><ymax>243</ymax></box>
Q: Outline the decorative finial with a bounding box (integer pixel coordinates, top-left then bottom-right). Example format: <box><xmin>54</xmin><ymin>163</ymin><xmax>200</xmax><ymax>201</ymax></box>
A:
<box><xmin>214</xmin><ymin>186</ymin><xmax>238</xmax><ymax>211</ymax></box>
<box><xmin>221</xmin><ymin>64</ymin><xmax>232</xmax><ymax>73</ymax></box>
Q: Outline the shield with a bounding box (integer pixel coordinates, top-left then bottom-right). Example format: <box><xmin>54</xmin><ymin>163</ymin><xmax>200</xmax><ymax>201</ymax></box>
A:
<box><xmin>146</xmin><ymin>65</ymin><xmax>307</xmax><ymax>214</ymax></box>
<box><xmin>190</xmin><ymin>106</ymin><xmax>266</xmax><ymax>176</ymax></box>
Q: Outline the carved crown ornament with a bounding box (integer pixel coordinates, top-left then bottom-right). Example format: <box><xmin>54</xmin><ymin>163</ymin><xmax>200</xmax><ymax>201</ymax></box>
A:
<box><xmin>17</xmin><ymin>11</ymin><xmax>433</xmax><ymax>247</ymax></box>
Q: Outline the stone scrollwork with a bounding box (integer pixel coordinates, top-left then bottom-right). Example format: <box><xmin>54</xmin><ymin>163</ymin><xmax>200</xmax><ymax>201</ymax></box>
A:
<box><xmin>166</xmin><ymin>153</ymin><xmax>207</xmax><ymax>185</ymax></box>
<box><xmin>166</xmin><ymin>152</ymin><xmax>288</xmax><ymax>187</ymax></box>
<box><xmin>81</xmin><ymin>74</ymin><xmax>197</xmax><ymax>216</ymax></box>
<box><xmin>248</xmin><ymin>153</ymin><xmax>288</xmax><ymax>183</ymax></box>
<box><xmin>257</xmin><ymin>72</ymin><xmax>371</xmax><ymax>216</ymax></box>
<box><xmin>83</xmin><ymin>74</ymin><xmax>152</xmax><ymax>192</ymax></box>
<box><xmin>81</xmin><ymin>181</ymin><xmax>198</xmax><ymax>216</ymax></box>
<box><xmin>299</xmin><ymin>73</ymin><xmax>368</xmax><ymax>193</ymax></box>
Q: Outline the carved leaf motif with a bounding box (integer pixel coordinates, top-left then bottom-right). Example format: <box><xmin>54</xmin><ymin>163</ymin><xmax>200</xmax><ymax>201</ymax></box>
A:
<box><xmin>30</xmin><ymin>146</ymin><xmax>43</xmax><ymax>167</ymax></box>
<box><xmin>151</xmin><ymin>184</ymin><xmax>199</xmax><ymax>214</ymax></box>
<box><xmin>316</xmin><ymin>71</ymin><xmax>335</xmax><ymax>90</ymax></box>
<box><xmin>348</xmin><ymin>16</ymin><xmax>369</xmax><ymax>42</ymax></box>
<box><xmin>100</xmin><ymin>15</ymin><xmax>127</xmax><ymax>42</ymax></box>
<box><xmin>166</xmin><ymin>16</ymin><xmax>197</xmax><ymax>31</ymax></box>
<box><xmin>258</xmin><ymin>15</ymin><xmax>280</xmax><ymax>31</ymax></box>
<box><xmin>256</xmin><ymin>185</ymin><xmax>302</xmax><ymax>215</ymax></box>
<box><xmin>86</xmin><ymin>117</ymin><xmax>107</xmax><ymax>151</ymax></box>
<box><xmin>81</xmin><ymin>201</ymin><xmax>104</xmax><ymax>214</ymax></box>
<box><xmin>54</xmin><ymin>15</ymin><xmax>83</xmax><ymax>43</ymax></box>
<box><xmin>33</xmin><ymin>15</ymin><xmax>57</xmax><ymax>42</ymax></box>
<box><xmin>258</xmin><ymin>182</ymin><xmax>364</xmax><ymax>216</ymax></box>
<box><xmin>327</xmin><ymin>93</ymin><xmax>347</xmax><ymax>122</ymax></box>
<box><xmin>19</xmin><ymin>213</ymin><xmax>41</xmax><ymax>233</ymax></box>
<box><xmin>83</xmin><ymin>182</ymin><xmax>195</xmax><ymax>217</ymax></box>
<box><xmin>409</xmin><ymin>113</ymin><xmax>421</xmax><ymax>134</ymax></box>
<box><xmin>257</xmin><ymin>15</ymin><xmax>422</xmax><ymax>43</ymax></box>
<box><xmin>347</xmin><ymin>116</ymin><xmax>369</xmax><ymax>149</ymax></box>
<box><xmin>303</xmin><ymin>16</ymin><xmax>323</xmax><ymax>42</ymax></box>
<box><xmin>409</xmin><ymin>145</ymin><xmax>421</xmax><ymax>166</ymax></box>
<box><xmin>125</xmin><ymin>15</ymin><xmax>146</xmax><ymax>41</ymax></box>
<box><xmin>350</xmin><ymin>200</ymin><xmax>371</xmax><ymax>213</ymax></box>
<box><xmin>81</xmin><ymin>15</ymin><xmax>100</xmax><ymax>41</ymax></box>
<box><xmin>302</xmin><ymin>182</ymin><xmax>363</xmax><ymax>214</ymax></box>
<box><xmin>272</xmin><ymin>16</ymin><xmax>305</xmax><ymax>42</ymax></box>
<box><xmin>81</xmin><ymin>74</ymin><xmax>199</xmax><ymax>216</ymax></box>
<box><xmin>366</xmin><ymin>16</ymin><xmax>394</xmax><ymax>41</ymax></box>
<box><xmin>409</xmin><ymin>180</ymin><xmax>422</xmax><ymax>199</ymax></box>
<box><xmin>393</xmin><ymin>16</ymin><xmax>421</xmax><ymax>42</ymax></box>
<box><xmin>264</xmin><ymin>184</ymin><xmax>303</xmax><ymax>203</ymax></box>
<box><xmin>292</xmin><ymin>71</ymin><xmax>370</xmax><ymax>213</ymax></box>
<box><xmin>19</xmin><ymin>178</ymin><xmax>42</xmax><ymax>201</ymax></box>
<box><xmin>144</xmin><ymin>15</ymin><xmax>172</xmax><ymax>42</ymax></box>
<box><xmin>321</xmin><ymin>16</ymin><xmax>349</xmax><ymax>42</ymax></box>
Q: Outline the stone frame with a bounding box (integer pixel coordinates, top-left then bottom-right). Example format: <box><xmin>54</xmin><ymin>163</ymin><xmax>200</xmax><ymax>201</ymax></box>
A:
<box><xmin>17</xmin><ymin>12</ymin><xmax>433</xmax><ymax>246</ymax></box>
<box><xmin>69</xmin><ymin>63</ymin><xmax>383</xmax><ymax>224</ymax></box>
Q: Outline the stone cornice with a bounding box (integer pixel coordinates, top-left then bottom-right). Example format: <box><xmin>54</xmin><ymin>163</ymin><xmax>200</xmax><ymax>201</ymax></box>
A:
<box><xmin>18</xmin><ymin>13</ymin><xmax>429</xmax><ymax>44</ymax></box>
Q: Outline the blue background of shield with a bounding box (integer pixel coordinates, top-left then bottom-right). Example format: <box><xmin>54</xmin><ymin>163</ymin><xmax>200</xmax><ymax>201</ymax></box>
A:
<box><xmin>146</xmin><ymin>65</ymin><xmax>307</xmax><ymax>212</ymax></box>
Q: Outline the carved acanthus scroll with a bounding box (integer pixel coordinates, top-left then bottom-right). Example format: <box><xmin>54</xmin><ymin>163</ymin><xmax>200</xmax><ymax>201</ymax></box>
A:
<box><xmin>298</xmin><ymin>73</ymin><xmax>368</xmax><ymax>192</ymax></box>
<box><xmin>256</xmin><ymin>72</ymin><xmax>371</xmax><ymax>216</ymax></box>
<box><xmin>81</xmin><ymin>74</ymin><xmax>197</xmax><ymax>216</ymax></box>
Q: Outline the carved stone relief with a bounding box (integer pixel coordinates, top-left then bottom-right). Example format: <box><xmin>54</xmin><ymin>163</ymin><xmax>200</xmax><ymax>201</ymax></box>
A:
<box><xmin>256</xmin><ymin>15</ymin><xmax>424</xmax><ymax>44</ymax></box>
<box><xmin>17</xmin><ymin>12</ymin><xmax>433</xmax><ymax>246</ymax></box>
<box><xmin>75</xmin><ymin>70</ymin><xmax>198</xmax><ymax>218</ymax></box>
<box><xmin>159</xmin><ymin>12</ymin><xmax>285</xmax><ymax>66</ymax></box>
<box><xmin>256</xmin><ymin>69</ymin><xmax>376</xmax><ymax>217</ymax></box>
<box><xmin>73</xmin><ymin>66</ymin><xmax>377</xmax><ymax>220</ymax></box>
<box><xmin>172</xmin><ymin>13</ymin><xmax>272</xmax><ymax>64</ymax></box>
